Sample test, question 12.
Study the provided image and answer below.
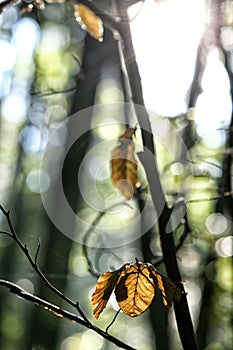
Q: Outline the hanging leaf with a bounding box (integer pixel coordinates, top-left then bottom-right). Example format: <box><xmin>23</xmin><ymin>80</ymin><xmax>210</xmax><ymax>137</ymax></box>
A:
<box><xmin>115</xmin><ymin>262</ymin><xmax>155</xmax><ymax>317</ymax></box>
<box><xmin>150</xmin><ymin>266</ymin><xmax>183</xmax><ymax>308</ymax></box>
<box><xmin>74</xmin><ymin>4</ymin><xmax>104</xmax><ymax>42</ymax></box>
<box><xmin>111</xmin><ymin>127</ymin><xmax>140</xmax><ymax>200</ymax></box>
<box><xmin>91</xmin><ymin>260</ymin><xmax>182</xmax><ymax>319</ymax></box>
<box><xmin>91</xmin><ymin>270</ymin><xmax>121</xmax><ymax>319</ymax></box>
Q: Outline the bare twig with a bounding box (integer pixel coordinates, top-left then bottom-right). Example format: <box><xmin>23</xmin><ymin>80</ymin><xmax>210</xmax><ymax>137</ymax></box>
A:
<box><xmin>0</xmin><ymin>204</ymin><xmax>89</xmax><ymax>322</ymax></box>
<box><xmin>106</xmin><ymin>309</ymin><xmax>121</xmax><ymax>334</ymax></box>
<box><xmin>0</xmin><ymin>279</ymin><xmax>138</xmax><ymax>350</ymax></box>
<box><xmin>34</xmin><ymin>239</ymin><xmax>41</xmax><ymax>264</ymax></box>
<box><xmin>179</xmin><ymin>191</ymin><xmax>233</xmax><ymax>205</ymax></box>
<box><xmin>30</xmin><ymin>86</ymin><xmax>78</xmax><ymax>98</ymax></box>
<box><xmin>0</xmin><ymin>204</ymin><xmax>139</xmax><ymax>349</ymax></box>
<box><xmin>113</xmin><ymin>2</ymin><xmax>198</xmax><ymax>349</ymax></box>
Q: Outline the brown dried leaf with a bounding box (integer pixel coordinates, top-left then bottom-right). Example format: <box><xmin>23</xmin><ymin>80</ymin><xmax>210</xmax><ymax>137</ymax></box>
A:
<box><xmin>150</xmin><ymin>267</ymin><xmax>182</xmax><ymax>308</ymax></box>
<box><xmin>115</xmin><ymin>262</ymin><xmax>155</xmax><ymax>317</ymax></box>
<box><xmin>111</xmin><ymin>129</ymin><xmax>140</xmax><ymax>200</ymax></box>
<box><xmin>74</xmin><ymin>4</ymin><xmax>104</xmax><ymax>42</ymax></box>
<box><xmin>91</xmin><ymin>261</ymin><xmax>182</xmax><ymax>320</ymax></box>
<box><xmin>91</xmin><ymin>270</ymin><xmax>121</xmax><ymax>319</ymax></box>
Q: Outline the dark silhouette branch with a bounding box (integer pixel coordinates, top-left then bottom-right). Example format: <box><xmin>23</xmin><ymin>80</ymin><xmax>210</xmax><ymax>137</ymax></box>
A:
<box><xmin>0</xmin><ymin>204</ymin><xmax>138</xmax><ymax>350</ymax></box>
<box><xmin>0</xmin><ymin>279</ymin><xmax>138</xmax><ymax>350</ymax></box>
<box><xmin>106</xmin><ymin>309</ymin><xmax>121</xmax><ymax>334</ymax></box>
<box><xmin>0</xmin><ymin>204</ymin><xmax>89</xmax><ymax>322</ymax></box>
<box><xmin>30</xmin><ymin>85</ymin><xmax>78</xmax><ymax>97</ymax></box>
<box><xmin>113</xmin><ymin>2</ymin><xmax>198</xmax><ymax>349</ymax></box>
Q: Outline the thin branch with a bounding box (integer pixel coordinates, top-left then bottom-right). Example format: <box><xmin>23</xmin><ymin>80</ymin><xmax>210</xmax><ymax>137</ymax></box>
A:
<box><xmin>34</xmin><ymin>239</ymin><xmax>41</xmax><ymax>265</ymax></box>
<box><xmin>0</xmin><ymin>204</ymin><xmax>89</xmax><ymax>323</ymax></box>
<box><xmin>0</xmin><ymin>230</ymin><xmax>13</xmax><ymax>236</ymax></box>
<box><xmin>0</xmin><ymin>205</ymin><xmax>138</xmax><ymax>349</ymax></box>
<box><xmin>30</xmin><ymin>86</ymin><xmax>78</xmax><ymax>98</ymax></box>
<box><xmin>106</xmin><ymin>309</ymin><xmax>121</xmax><ymax>334</ymax></box>
<box><xmin>0</xmin><ymin>279</ymin><xmax>138</xmax><ymax>350</ymax></box>
<box><xmin>178</xmin><ymin>191</ymin><xmax>233</xmax><ymax>205</ymax></box>
<box><xmin>152</xmin><ymin>212</ymin><xmax>192</xmax><ymax>268</ymax></box>
<box><xmin>113</xmin><ymin>2</ymin><xmax>198</xmax><ymax>349</ymax></box>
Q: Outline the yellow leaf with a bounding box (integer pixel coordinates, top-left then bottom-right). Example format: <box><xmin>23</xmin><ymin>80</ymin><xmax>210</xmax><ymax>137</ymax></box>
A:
<box><xmin>115</xmin><ymin>262</ymin><xmax>155</xmax><ymax>317</ymax></box>
<box><xmin>111</xmin><ymin>128</ymin><xmax>140</xmax><ymax>200</ymax></box>
<box><xmin>91</xmin><ymin>260</ymin><xmax>182</xmax><ymax>320</ymax></box>
<box><xmin>74</xmin><ymin>4</ymin><xmax>104</xmax><ymax>42</ymax></box>
<box><xmin>91</xmin><ymin>270</ymin><xmax>121</xmax><ymax>319</ymax></box>
<box><xmin>150</xmin><ymin>266</ymin><xmax>182</xmax><ymax>308</ymax></box>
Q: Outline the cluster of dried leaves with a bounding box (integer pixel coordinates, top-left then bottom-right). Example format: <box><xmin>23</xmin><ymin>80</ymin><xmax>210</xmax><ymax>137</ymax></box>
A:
<box><xmin>92</xmin><ymin>260</ymin><xmax>182</xmax><ymax>319</ymax></box>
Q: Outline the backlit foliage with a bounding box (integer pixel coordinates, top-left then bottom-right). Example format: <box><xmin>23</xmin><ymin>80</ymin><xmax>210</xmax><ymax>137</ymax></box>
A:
<box><xmin>92</xmin><ymin>260</ymin><xmax>182</xmax><ymax>318</ymax></box>
<box><xmin>111</xmin><ymin>127</ymin><xmax>140</xmax><ymax>200</ymax></box>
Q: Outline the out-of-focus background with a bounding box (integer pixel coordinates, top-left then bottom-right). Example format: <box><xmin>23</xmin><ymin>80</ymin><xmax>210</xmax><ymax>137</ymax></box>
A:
<box><xmin>0</xmin><ymin>0</ymin><xmax>232</xmax><ymax>349</ymax></box>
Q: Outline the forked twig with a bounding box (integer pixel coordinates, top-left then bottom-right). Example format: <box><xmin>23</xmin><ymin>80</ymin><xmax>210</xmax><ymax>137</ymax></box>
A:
<box><xmin>0</xmin><ymin>279</ymin><xmax>137</xmax><ymax>350</ymax></box>
<box><xmin>0</xmin><ymin>204</ymin><xmax>89</xmax><ymax>322</ymax></box>
<box><xmin>0</xmin><ymin>204</ymin><xmax>138</xmax><ymax>350</ymax></box>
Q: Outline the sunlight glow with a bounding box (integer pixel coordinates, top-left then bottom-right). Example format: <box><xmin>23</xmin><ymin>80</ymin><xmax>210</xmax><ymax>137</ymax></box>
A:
<box><xmin>17</xmin><ymin>279</ymin><xmax>34</xmax><ymax>294</ymax></box>
<box><xmin>61</xmin><ymin>335</ymin><xmax>82</xmax><ymax>350</ymax></box>
<box><xmin>129</xmin><ymin>0</ymin><xmax>206</xmax><ymax>116</ymax></box>
<box><xmin>215</xmin><ymin>237</ymin><xmax>233</xmax><ymax>257</ymax></box>
<box><xmin>96</xmin><ymin>118</ymin><xmax>121</xmax><ymax>140</ymax></box>
<box><xmin>205</xmin><ymin>213</ymin><xmax>228</xmax><ymax>235</ymax></box>
<box><xmin>1</xmin><ymin>91</ymin><xmax>28</xmax><ymax>123</ymax></box>
<box><xmin>37</xmin><ymin>24</ymin><xmax>70</xmax><ymax>54</ymax></box>
<box><xmin>81</xmin><ymin>330</ymin><xmax>104</xmax><ymax>350</ymax></box>
<box><xmin>26</xmin><ymin>169</ymin><xmax>50</xmax><ymax>193</ymax></box>
<box><xmin>97</xmin><ymin>79</ymin><xmax>123</xmax><ymax>105</ymax></box>
<box><xmin>195</xmin><ymin>48</ymin><xmax>232</xmax><ymax>136</ymax></box>
<box><xmin>0</xmin><ymin>40</ymin><xmax>15</xmax><ymax>72</ymax></box>
<box><xmin>12</xmin><ymin>18</ymin><xmax>40</xmax><ymax>60</ymax></box>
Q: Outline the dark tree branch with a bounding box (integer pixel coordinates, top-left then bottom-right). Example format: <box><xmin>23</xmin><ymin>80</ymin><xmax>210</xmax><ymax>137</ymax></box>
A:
<box><xmin>0</xmin><ymin>204</ymin><xmax>89</xmax><ymax>322</ymax></box>
<box><xmin>0</xmin><ymin>204</ymin><xmax>138</xmax><ymax>350</ymax></box>
<box><xmin>0</xmin><ymin>279</ymin><xmax>138</xmax><ymax>350</ymax></box>
<box><xmin>112</xmin><ymin>2</ymin><xmax>198</xmax><ymax>349</ymax></box>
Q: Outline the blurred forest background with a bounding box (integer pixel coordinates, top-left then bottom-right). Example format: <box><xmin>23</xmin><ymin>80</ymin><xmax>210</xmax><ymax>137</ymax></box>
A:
<box><xmin>0</xmin><ymin>0</ymin><xmax>232</xmax><ymax>349</ymax></box>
